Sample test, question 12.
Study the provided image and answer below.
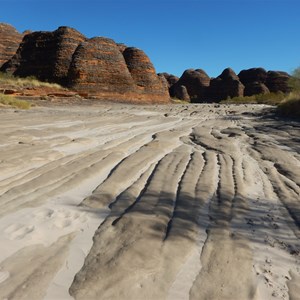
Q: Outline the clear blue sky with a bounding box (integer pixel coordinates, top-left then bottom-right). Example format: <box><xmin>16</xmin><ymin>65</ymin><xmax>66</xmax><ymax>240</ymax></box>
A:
<box><xmin>1</xmin><ymin>0</ymin><xmax>299</xmax><ymax>77</ymax></box>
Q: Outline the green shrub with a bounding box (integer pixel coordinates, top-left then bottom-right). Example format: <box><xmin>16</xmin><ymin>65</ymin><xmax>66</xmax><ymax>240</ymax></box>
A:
<box><xmin>0</xmin><ymin>94</ymin><xmax>31</xmax><ymax>109</ymax></box>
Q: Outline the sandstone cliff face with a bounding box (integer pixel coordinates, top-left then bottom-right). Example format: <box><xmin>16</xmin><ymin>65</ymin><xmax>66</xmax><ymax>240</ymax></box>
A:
<box><xmin>68</xmin><ymin>37</ymin><xmax>135</xmax><ymax>96</ymax></box>
<box><xmin>244</xmin><ymin>82</ymin><xmax>270</xmax><ymax>96</ymax></box>
<box><xmin>169</xmin><ymin>67</ymin><xmax>291</xmax><ymax>102</ymax></box>
<box><xmin>172</xmin><ymin>69</ymin><xmax>210</xmax><ymax>102</ymax></box>
<box><xmin>170</xmin><ymin>84</ymin><xmax>190</xmax><ymax>102</ymax></box>
<box><xmin>1</xmin><ymin>26</ymin><xmax>86</xmax><ymax>85</ymax></box>
<box><xmin>1</xmin><ymin>25</ymin><xmax>169</xmax><ymax>102</ymax></box>
<box><xmin>69</xmin><ymin>39</ymin><xmax>169</xmax><ymax>102</ymax></box>
<box><xmin>0</xmin><ymin>23</ymin><xmax>23</xmax><ymax>68</ymax></box>
<box><xmin>0</xmin><ymin>23</ymin><xmax>292</xmax><ymax>104</ymax></box>
<box><xmin>266</xmin><ymin>71</ymin><xmax>291</xmax><ymax>93</ymax></box>
<box><xmin>123</xmin><ymin>47</ymin><xmax>169</xmax><ymax>100</ymax></box>
<box><xmin>208</xmin><ymin>68</ymin><xmax>244</xmax><ymax>102</ymax></box>
<box><xmin>158</xmin><ymin>73</ymin><xmax>179</xmax><ymax>88</ymax></box>
<box><xmin>238</xmin><ymin>68</ymin><xmax>268</xmax><ymax>86</ymax></box>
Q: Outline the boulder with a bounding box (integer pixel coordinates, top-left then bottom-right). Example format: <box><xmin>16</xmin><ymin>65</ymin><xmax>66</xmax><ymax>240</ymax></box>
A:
<box><xmin>266</xmin><ymin>71</ymin><xmax>291</xmax><ymax>93</ymax></box>
<box><xmin>1</xmin><ymin>26</ymin><xmax>86</xmax><ymax>85</ymax></box>
<box><xmin>244</xmin><ymin>82</ymin><xmax>270</xmax><ymax>96</ymax></box>
<box><xmin>172</xmin><ymin>69</ymin><xmax>210</xmax><ymax>102</ymax></box>
<box><xmin>0</xmin><ymin>23</ymin><xmax>23</xmax><ymax>68</ymax></box>
<box><xmin>208</xmin><ymin>68</ymin><xmax>244</xmax><ymax>102</ymax></box>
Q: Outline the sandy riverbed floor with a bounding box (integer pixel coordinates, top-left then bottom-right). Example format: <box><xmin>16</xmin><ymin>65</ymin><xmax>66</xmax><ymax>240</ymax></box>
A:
<box><xmin>0</xmin><ymin>103</ymin><xmax>299</xmax><ymax>300</ymax></box>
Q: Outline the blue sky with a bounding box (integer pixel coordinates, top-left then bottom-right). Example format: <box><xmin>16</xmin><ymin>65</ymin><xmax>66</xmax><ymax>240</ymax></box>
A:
<box><xmin>1</xmin><ymin>0</ymin><xmax>299</xmax><ymax>77</ymax></box>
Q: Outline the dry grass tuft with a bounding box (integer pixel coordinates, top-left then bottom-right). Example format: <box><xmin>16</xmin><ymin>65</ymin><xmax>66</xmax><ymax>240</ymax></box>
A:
<box><xmin>221</xmin><ymin>92</ymin><xmax>286</xmax><ymax>105</ymax></box>
<box><xmin>0</xmin><ymin>72</ymin><xmax>62</xmax><ymax>89</ymax></box>
<box><xmin>0</xmin><ymin>94</ymin><xmax>31</xmax><ymax>109</ymax></box>
<box><xmin>277</xmin><ymin>93</ymin><xmax>300</xmax><ymax>118</ymax></box>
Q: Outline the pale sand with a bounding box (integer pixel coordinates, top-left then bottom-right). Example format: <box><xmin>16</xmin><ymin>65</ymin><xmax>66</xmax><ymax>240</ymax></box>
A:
<box><xmin>0</xmin><ymin>103</ymin><xmax>299</xmax><ymax>300</ymax></box>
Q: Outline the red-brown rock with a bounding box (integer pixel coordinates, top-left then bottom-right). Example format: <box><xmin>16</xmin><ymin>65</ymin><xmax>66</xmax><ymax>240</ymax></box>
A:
<box><xmin>1</xmin><ymin>26</ymin><xmax>86</xmax><ymax>85</ymax></box>
<box><xmin>68</xmin><ymin>39</ymin><xmax>169</xmax><ymax>103</ymax></box>
<box><xmin>0</xmin><ymin>23</ymin><xmax>23</xmax><ymax>68</ymax></box>
<box><xmin>244</xmin><ymin>82</ymin><xmax>270</xmax><ymax>96</ymax></box>
<box><xmin>172</xmin><ymin>69</ymin><xmax>210</xmax><ymax>102</ymax></box>
<box><xmin>158</xmin><ymin>72</ymin><xmax>179</xmax><ymax>88</ymax></box>
<box><xmin>170</xmin><ymin>84</ymin><xmax>190</xmax><ymax>102</ymax></box>
<box><xmin>68</xmin><ymin>37</ymin><xmax>135</xmax><ymax>95</ymax></box>
<box><xmin>238</xmin><ymin>68</ymin><xmax>268</xmax><ymax>85</ymax></box>
<box><xmin>208</xmin><ymin>68</ymin><xmax>244</xmax><ymax>102</ymax></box>
<box><xmin>122</xmin><ymin>47</ymin><xmax>169</xmax><ymax>100</ymax></box>
<box><xmin>266</xmin><ymin>71</ymin><xmax>291</xmax><ymax>93</ymax></box>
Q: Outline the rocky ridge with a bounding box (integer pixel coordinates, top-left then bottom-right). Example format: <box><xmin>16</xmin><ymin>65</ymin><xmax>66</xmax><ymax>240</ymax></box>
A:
<box><xmin>0</xmin><ymin>24</ymin><xmax>169</xmax><ymax>103</ymax></box>
<box><xmin>161</xmin><ymin>67</ymin><xmax>291</xmax><ymax>102</ymax></box>
<box><xmin>0</xmin><ymin>23</ymin><xmax>292</xmax><ymax>104</ymax></box>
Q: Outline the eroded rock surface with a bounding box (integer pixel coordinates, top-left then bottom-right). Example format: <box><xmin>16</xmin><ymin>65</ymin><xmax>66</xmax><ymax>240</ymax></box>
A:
<box><xmin>1</xmin><ymin>26</ymin><xmax>86</xmax><ymax>85</ymax></box>
<box><xmin>0</xmin><ymin>23</ymin><xmax>23</xmax><ymax>68</ymax></box>
<box><xmin>69</xmin><ymin>40</ymin><xmax>169</xmax><ymax>102</ymax></box>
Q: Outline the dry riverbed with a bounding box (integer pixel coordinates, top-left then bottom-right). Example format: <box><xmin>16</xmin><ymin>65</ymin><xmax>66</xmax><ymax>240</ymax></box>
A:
<box><xmin>0</xmin><ymin>103</ymin><xmax>299</xmax><ymax>300</ymax></box>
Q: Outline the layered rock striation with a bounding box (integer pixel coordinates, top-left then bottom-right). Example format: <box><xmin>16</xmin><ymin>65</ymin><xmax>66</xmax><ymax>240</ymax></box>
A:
<box><xmin>170</xmin><ymin>69</ymin><xmax>210</xmax><ymax>102</ymax></box>
<box><xmin>208</xmin><ymin>68</ymin><xmax>244</xmax><ymax>102</ymax></box>
<box><xmin>1</xmin><ymin>26</ymin><xmax>86</xmax><ymax>85</ymax></box>
<box><xmin>68</xmin><ymin>39</ymin><xmax>169</xmax><ymax>102</ymax></box>
<box><xmin>0</xmin><ymin>23</ymin><xmax>23</xmax><ymax>68</ymax></box>
<box><xmin>1</xmin><ymin>24</ymin><xmax>169</xmax><ymax>103</ymax></box>
<box><xmin>0</xmin><ymin>23</ymin><xmax>292</xmax><ymax>103</ymax></box>
<box><xmin>169</xmin><ymin>67</ymin><xmax>291</xmax><ymax>102</ymax></box>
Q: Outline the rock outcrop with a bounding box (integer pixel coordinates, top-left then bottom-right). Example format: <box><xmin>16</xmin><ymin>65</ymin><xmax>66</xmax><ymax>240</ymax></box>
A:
<box><xmin>0</xmin><ymin>23</ymin><xmax>23</xmax><ymax>68</ymax></box>
<box><xmin>171</xmin><ymin>69</ymin><xmax>210</xmax><ymax>102</ymax></box>
<box><xmin>122</xmin><ymin>47</ymin><xmax>169</xmax><ymax>101</ymax></box>
<box><xmin>0</xmin><ymin>23</ymin><xmax>292</xmax><ymax>104</ymax></box>
<box><xmin>1</xmin><ymin>26</ymin><xmax>86</xmax><ymax>85</ymax></box>
<box><xmin>1</xmin><ymin>25</ymin><xmax>169</xmax><ymax>102</ymax></box>
<box><xmin>266</xmin><ymin>71</ymin><xmax>291</xmax><ymax>93</ymax></box>
<box><xmin>244</xmin><ymin>82</ymin><xmax>270</xmax><ymax>96</ymax></box>
<box><xmin>238</xmin><ymin>68</ymin><xmax>268</xmax><ymax>86</ymax></box>
<box><xmin>170</xmin><ymin>84</ymin><xmax>190</xmax><ymax>101</ymax></box>
<box><xmin>158</xmin><ymin>73</ymin><xmax>179</xmax><ymax>88</ymax></box>
<box><xmin>68</xmin><ymin>39</ymin><xmax>169</xmax><ymax>102</ymax></box>
<box><xmin>68</xmin><ymin>37</ymin><xmax>135</xmax><ymax>97</ymax></box>
<box><xmin>169</xmin><ymin>67</ymin><xmax>290</xmax><ymax>102</ymax></box>
<box><xmin>238</xmin><ymin>68</ymin><xmax>269</xmax><ymax>96</ymax></box>
<box><xmin>208</xmin><ymin>68</ymin><xmax>244</xmax><ymax>102</ymax></box>
<box><xmin>238</xmin><ymin>68</ymin><xmax>291</xmax><ymax>95</ymax></box>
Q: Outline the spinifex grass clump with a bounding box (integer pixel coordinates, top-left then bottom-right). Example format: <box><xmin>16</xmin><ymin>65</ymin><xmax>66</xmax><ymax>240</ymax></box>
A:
<box><xmin>277</xmin><ymin>93</ymin><xmax>300</xmax><ymax>118</ymax></box>
<box><xmin>277</xmin><ymin>67</ymin><xmax>300</xmax><ymax>118</ymax></box>
<box><xmin>0</xmin><ymin>72</ymin><xmax>62</xmax><ymax>89</ymax></box>
<box><xmin>0</xmin><ymin>94</ymin><xmax>31</xmax><ymax>109</ymax></box>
